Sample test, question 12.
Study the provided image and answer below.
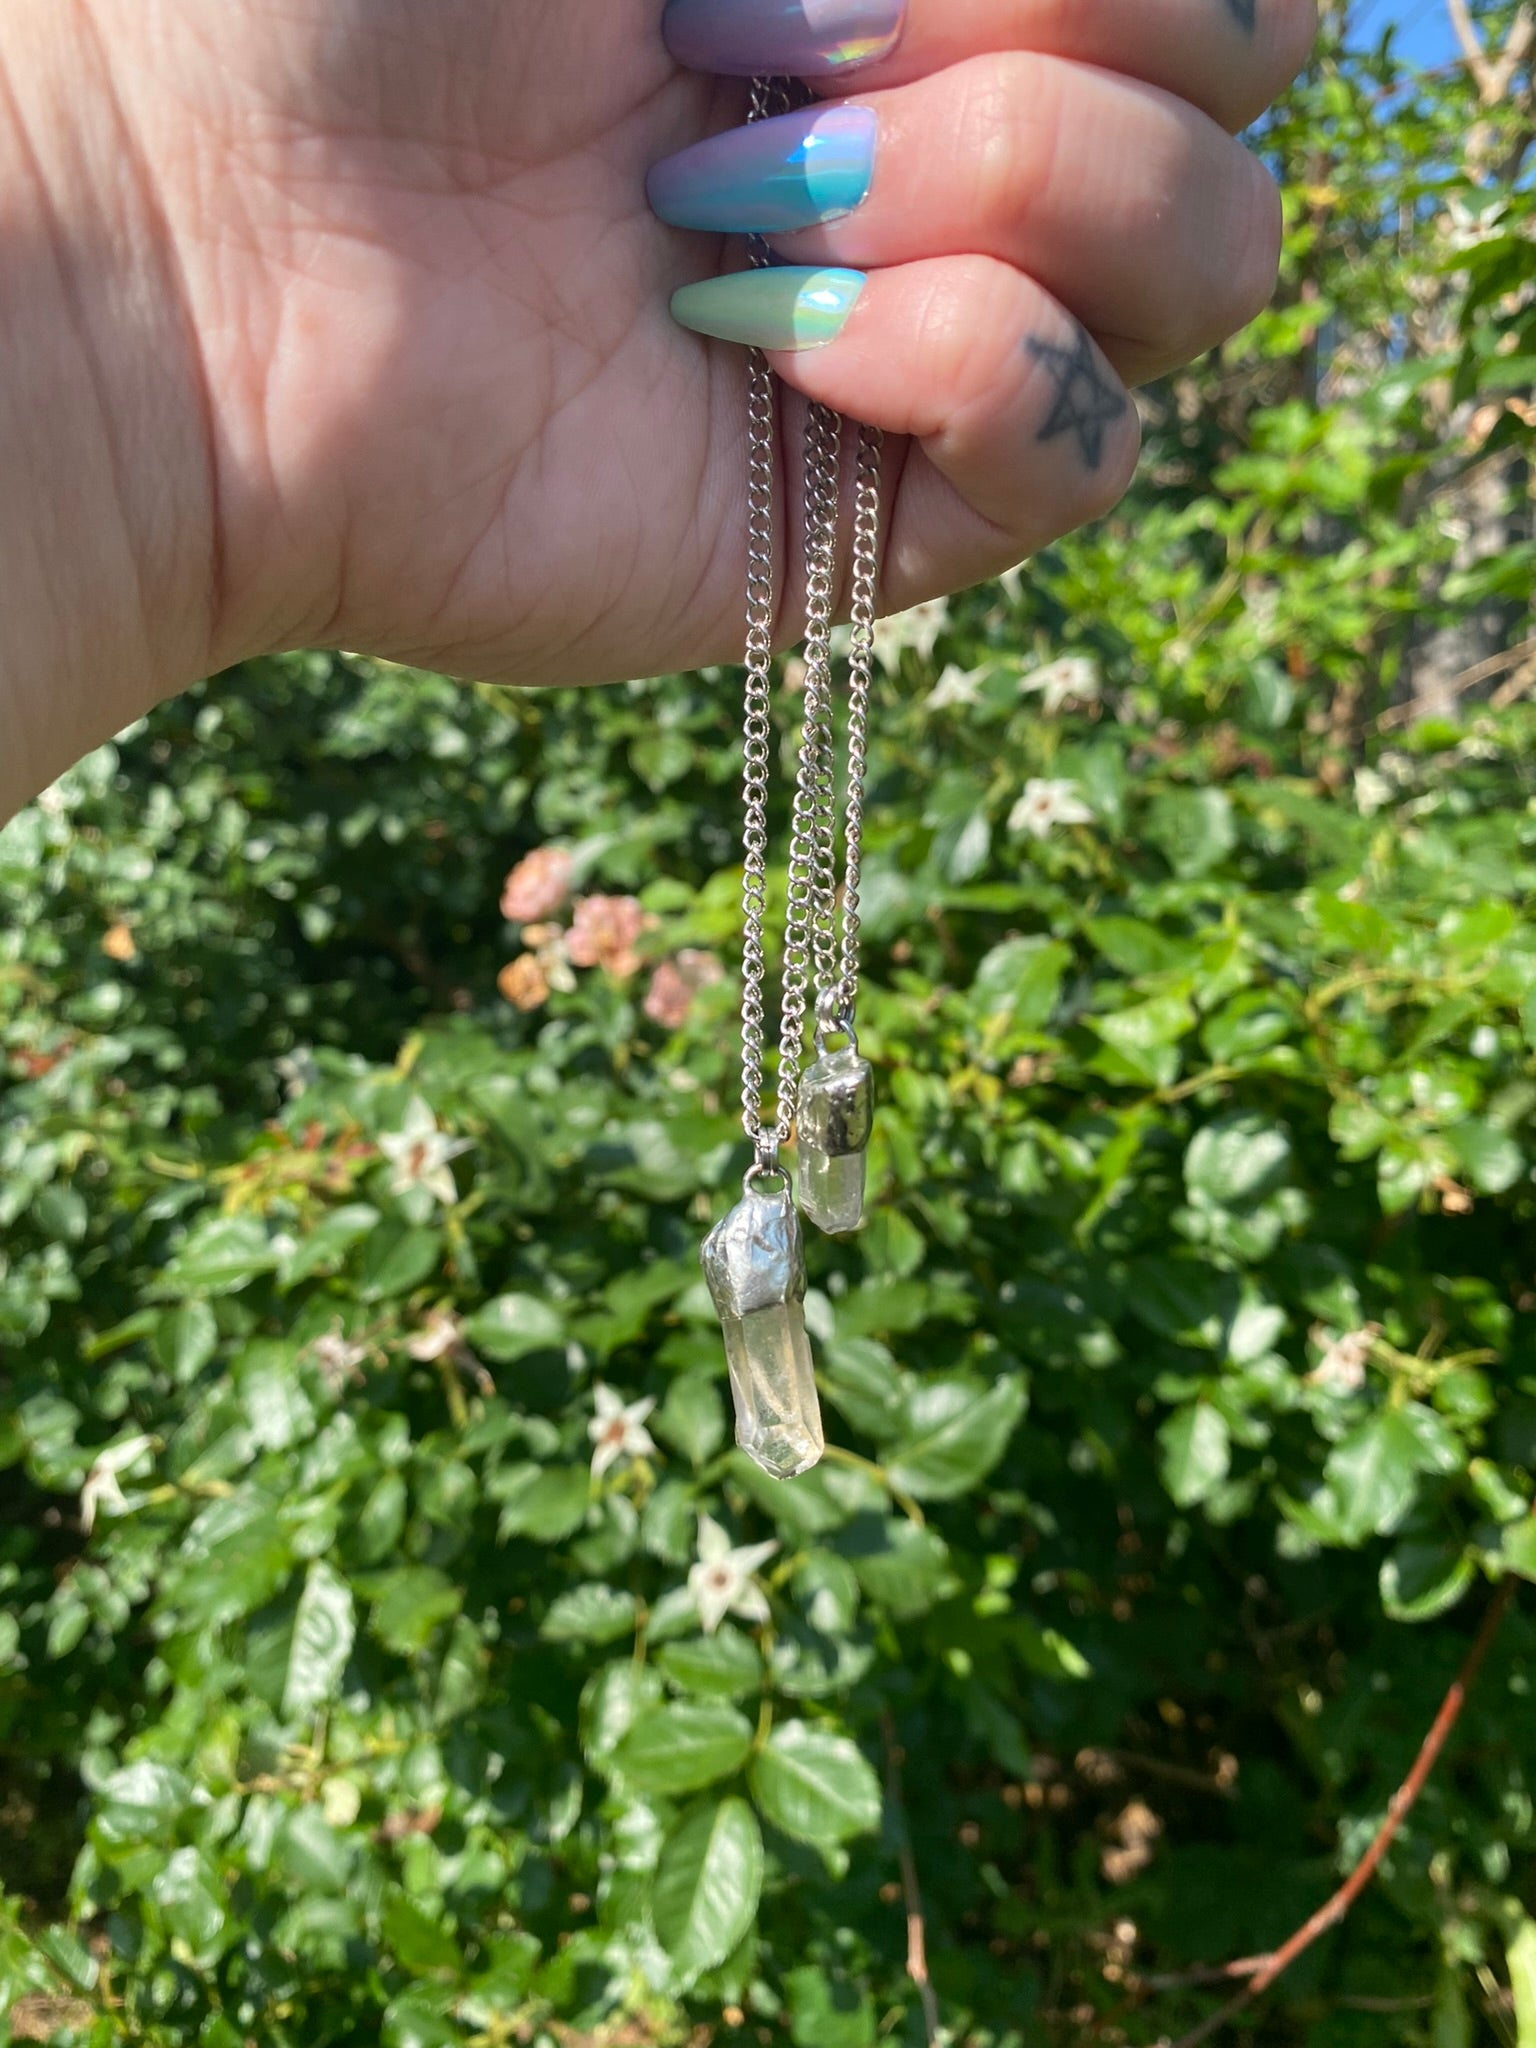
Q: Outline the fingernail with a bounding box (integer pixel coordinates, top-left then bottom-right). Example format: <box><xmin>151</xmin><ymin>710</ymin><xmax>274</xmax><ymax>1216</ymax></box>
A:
<box><xmin>649</xmin><ymin>106</ymin><xmax>877</xmax><ymax>235</ymax></box>
<box><xmin>670</xmin><ymin>266</ymin><xmax>866</xmax><ymax>351</ymax></box>
<box><xmin>662</xmin><ymin>0</ymin><xmax>905</xmax><ymax>78</ymax></box>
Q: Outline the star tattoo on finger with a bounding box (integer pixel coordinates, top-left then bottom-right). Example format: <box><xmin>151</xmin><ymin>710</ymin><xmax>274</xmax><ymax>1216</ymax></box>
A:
<box><xmin>1226</xmin><ymin>0</ymin><xmax>1256</xmax><ymax>29</ymax></box>
<box><xmin>1025</xmin><ymin>325</ymin><xmax>1128</xmax><ymax>472</ymax></box>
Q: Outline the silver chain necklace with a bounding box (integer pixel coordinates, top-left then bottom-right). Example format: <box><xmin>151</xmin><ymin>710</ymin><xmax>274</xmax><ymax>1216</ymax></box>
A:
<box><xmin>701</xmin><ymin>78</ymin><xmax>884</xmax><ymax>1482</ymax></box>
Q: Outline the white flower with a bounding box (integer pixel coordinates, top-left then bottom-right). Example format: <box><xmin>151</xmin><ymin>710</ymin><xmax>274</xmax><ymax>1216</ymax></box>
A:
<box><xmin>588</xmin><ymin>1384</ymin><xmax>657</xmax><ymax>1479</ymax></box>
<box><xmin>80</xmin><ymin>1434</ymin><xmax>154</xmax><ymax>1535</ymax></box>
<box><xmin>873</xmin><ymin>599</ymin><xmax>949</xmax><ymax>674</ymax></box>
<box><xmin>1308</xmin><ymin>1324</ymin><xmax>1380</xmax><ymax>1396</ymax></box>
<box><xmin>1354</xmin><ymin>768</ymin><xmax>1393</xmax><ymax>818</ymax></box>
<box><xmin>276</xmin><ymin>1048</ymin><xmax>319</xmax><ymax>1100</ymax></box>
<box><xmin>1008</xmin><ymin>778</ymin><xmax>1094</xmax><ymax>841</ymax></box>
<box><xmin>1018</xmin><ymin>656</ymin><xmax>1101</xmax><ymax>717</ymax></box>
<box><xmin>406</xmin><ymin>1308</ymin><xmax>466</xmax><ymax>1363</ymax></box>
<box><xmin>687</xmin><ymin>1514</ymin><xmax>779</xmax><ymax>1635</ymax></box>
<box><xmin>378</xmin><ymin>1097</ymin><xmax>472</xmax><ymax>1208</ymax></box>
<box><xmin>1471</xmin><ymin>1025</ymin><xmax>1500</xmax><ymax>1061</ymax></box>
<box><xmin>926</xmin><ymin>664</ymin><xmax>984</xmax><ymax>711</ymax></box>
<box><xmin>311</xmin><ymin>1327</ymin><xmax>369</xmax><ymax>1393</ymax></box>
<box><xmin>405</xmin><ymin>1308</ymin><xmax>494</xmax><ymax>1396</ymax></box>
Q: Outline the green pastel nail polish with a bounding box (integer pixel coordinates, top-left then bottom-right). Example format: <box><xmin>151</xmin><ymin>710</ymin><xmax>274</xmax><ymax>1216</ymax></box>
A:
<box><xmin>670</xmin><ymin>267</ymin><xmax>866</xmax><ymax>352</ymax></box>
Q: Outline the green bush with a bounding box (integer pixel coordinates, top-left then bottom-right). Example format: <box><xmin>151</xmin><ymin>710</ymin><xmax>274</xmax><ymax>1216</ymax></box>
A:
<box><xmin>3</xmin><ymin>622</ymin><xmax>1536</xmax><ymax>2045</ymax></box>
<box><xmin>3</xmin><ymin>7</ymin><xmax>1535</xmax><ymax>2041</ymax></box>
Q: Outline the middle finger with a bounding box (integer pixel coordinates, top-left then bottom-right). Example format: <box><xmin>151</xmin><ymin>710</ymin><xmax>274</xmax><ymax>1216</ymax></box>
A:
<box><xmin>647</xmin><ymin>54</ymin><xmax>1282</xmax><ymax>385</ymax></box>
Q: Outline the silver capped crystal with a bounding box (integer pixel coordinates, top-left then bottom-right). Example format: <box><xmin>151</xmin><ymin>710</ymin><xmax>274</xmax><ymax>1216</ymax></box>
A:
<box><xmin>796</xmin><ymin>1047</ymin><xmax>874</xmax><ymax>1236</ymax></box>
<box><xmin>701</xmin><ymin>1182</ymin><xmax>824</xmax><ymax>1480</ymax></box>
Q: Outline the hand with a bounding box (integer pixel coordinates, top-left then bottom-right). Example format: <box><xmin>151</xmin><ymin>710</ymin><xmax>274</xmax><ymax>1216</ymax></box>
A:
<box><xmin>0</xmin><ymin>0</ymin><xmax>1313</xmax><ymax>814</ymax></box>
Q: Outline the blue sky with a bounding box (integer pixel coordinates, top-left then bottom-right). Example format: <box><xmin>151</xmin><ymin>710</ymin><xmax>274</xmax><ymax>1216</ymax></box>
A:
<box><xmin>1356</xmin><ymin>0</ymin><xmax>1458</xmax><ymax>63</ymax></box>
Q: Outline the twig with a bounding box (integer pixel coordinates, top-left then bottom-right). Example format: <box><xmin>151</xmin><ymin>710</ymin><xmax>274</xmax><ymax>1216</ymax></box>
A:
<box><xmin>882</xmin><ymin>1708</ymin><xmax>942</xmax><ymax>2047</ymax></box>
<box><xmin>1162</xmin><ymin>1577</ymin><xmax>1519</xmax><ymax>2048</ymax></box>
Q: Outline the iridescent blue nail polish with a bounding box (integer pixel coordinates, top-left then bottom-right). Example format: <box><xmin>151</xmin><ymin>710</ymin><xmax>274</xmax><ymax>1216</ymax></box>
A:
<box><xmin>662</xmin><ymin>0</ymin><xmax>906</xmax><ymax>79</ymax></box>
<box><xmin>649</xmin><ymin>106</ymin><xmax>877</xmax><ymax>236</ymax></box>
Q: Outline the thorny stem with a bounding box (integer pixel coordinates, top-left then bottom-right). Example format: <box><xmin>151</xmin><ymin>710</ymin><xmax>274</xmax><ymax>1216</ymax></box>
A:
<box><xmin>1161</xmin><ymin>1571</ymin><xmax>1521</xmax><ymax>2048</ymax></box>
<box><xmin>882</xmin><ymin>1707</ymin><xmax>943</xmax><ymax>2048</ymax></box>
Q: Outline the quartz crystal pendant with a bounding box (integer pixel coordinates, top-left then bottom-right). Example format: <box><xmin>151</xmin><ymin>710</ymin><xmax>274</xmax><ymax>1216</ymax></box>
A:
<box><xmin>701</xmin><ymin>1181</ymin><xmax>825</xmax><ymax>1479</ymax></box>
<box><xmin>796</xmin><ymin>1046</ymin><xmax>874</xmax><ymax>1236</ymax></box>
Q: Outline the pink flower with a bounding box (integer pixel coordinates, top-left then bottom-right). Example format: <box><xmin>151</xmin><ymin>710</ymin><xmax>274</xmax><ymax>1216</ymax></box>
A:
<box><xmin>566</xmin><ymin>896</ymin><xmax>653</xmax><ymax>980</ymax></box>
<box><xmin>501</xmin><ymin>847</ymin><xmax>574</xmax><ymax>924</ymax></box>
<box><xmin>644</xmin><ymin>950</ymin><xmax>725</xmax><ymax>1030</ymax></box>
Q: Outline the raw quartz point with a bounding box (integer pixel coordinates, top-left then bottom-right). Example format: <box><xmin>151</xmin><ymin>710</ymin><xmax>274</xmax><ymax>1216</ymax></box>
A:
<box><xmin>796</xmin><ymin>1047</ymin><xmax>874</xmax><ymax>1235</ymax></box>
<box><xmin>701</xmin><ymin>1183</ymin><xmax>825</xmax><ymax>1479</ymax></box>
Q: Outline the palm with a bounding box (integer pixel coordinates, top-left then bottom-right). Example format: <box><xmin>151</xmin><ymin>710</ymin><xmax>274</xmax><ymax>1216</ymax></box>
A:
<box><xmin>147</xmin><ymin>0</ymin><xmax>825</xmax><ymax>685</ymax></box>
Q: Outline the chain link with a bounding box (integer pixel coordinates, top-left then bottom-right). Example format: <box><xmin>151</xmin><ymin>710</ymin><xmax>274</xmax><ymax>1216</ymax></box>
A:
<box><xmin>736</xmin><ymin>75</ymin><xmax>883</xmax><ymax>1162</ymax></box>
<box><xmin>737</xmin><ymin>77</ymin><xmax>781</xmax><ymax>1163</ymax></box>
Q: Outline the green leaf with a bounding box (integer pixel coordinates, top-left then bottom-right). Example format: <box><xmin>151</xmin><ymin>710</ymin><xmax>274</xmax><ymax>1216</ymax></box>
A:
<box><xmin>1502</xmin><ymin>1518</ymin><xmax>1536</xmax><ymax>1583</ymax></box>
<box><xmin>94</xmin><ymin>1761</ymin><xmax>188</xmax><ymax>1847</ymax></box>
<box><xmin>382</xmin><ymin>1988</ymin><xmax>461</xmax><ymax>2048</ymax></box>
<box><xmin>283</xmin><ymin>1562</ymin><xmax>355</xmax><ymax>1721</ymax></box>
<box><xmin>1450</xmin><ymin>1118</ymin><xmax>1525</xmax><ymax>1195</ymax></box>
<box><xmin>1084</xmin><ymin>917</ymin><xmax>1190</xmax><ymax>978</ymax></box>
<box><xmin>150</xmin><ymin>1847</ymin><xmax>226</xmax><ymax>1960</ymax></box>
<box><xmin>1323</xmin><ymin>1409</ymin><xmax>1425</xmax><ymax>1545</ymax></box>
<box><xmin>282</xmin><ymin>1204</ymin><xmax>380</xmax><ymax>1285</ymax></box>
<box><xmin>1509</xmin><ymin>1916</ymin><xmax>1536</xmax><ymax>2048</ymax></box>
<box><xmin>492</xmin><ymin>1463</ymin><xmax>589</xmax><ymax>1543</ymax></box>
<box><xmin>749</xmin><ymin>1723</ymin><xmax>882</xmax><ymax>1846</ymax></box>
<box><xmin>383</xmin><ymin>1890</ymin><xmax>463</xmax><ymax>1976</ymax></box>
<box><xmin>369</xmin><ymin>1566</ymin><xmax>463</xmax><ymax>1655</ymax></box>
<box><xmin>161</xmin><ymin>1214</ymin><xmax>275</xmax><ymax>1296</ymax></box>
<box><xmin>1185</xmin><ymin>1114</ymin><xmax>1293</xmax><ymax>1209</ymax></box>
<box><xmin>971</xmin><ymin>937</ymin><xmax>1072</xmax><ymax>1031</ymax></box>
<box><xmin>785</xmin><ymin>1964</ymin><xmax>879</xmax><ymax>2048</ymax></box>
<box><xmin>540</xmin><ymin>1583</ymin><xmax>638</xmax><ymax>1646</ymax></box>
<box><xmin>1146</xmin><ymin>788</ymin><xmax>1236</xmax><ymax>878</ymax></box>
<box><xmin>275</xmin><ymin>1806</ymin><xmax>356</xmax><ymax>1893</ymax></box>
<box><xmin>463</xmin><ymin>1292</ymin><xmax>564</xmax><ymax>1361</ymax></box>
<box><xmin>652</xmin><ymin>1797</ymin><xmax>763</xmax><ymax>1974</ymax></box>
<box><xmin>1158</xmin><ymin>1405</ymin><xmax>1232</xmax><ymax>1509</ymax></box>
<box><xmin>1127</xmin><ymin>1260</ymin><xmax>1240</xmax><ymax>1350</ymax></box>
<box><xmin>153</xmin><ymin>1300</ymin><xmax>218</xmax><ymax>1383</ymax></box>
<box><xmin>579</xmin><ymin>1661</ymin><xmax>665</xmax><ymax>1762</ymax></box>
<box><xmin>657</xmin><ymin>1626</ymin><xmax>764</xmax><ymax>1700</ymax></box>
<box><xmin>611</xmin><ymin>1701</ymin><xmax>755</xmax><ymax>1795</ymax></box>
<box><xmin>359</xmin><ymin>1220</ymin><xmax>443</xmax><ymax>1301</ymax></box>
<box><xmin>841</xmin><ymin>1519</ymin><xmax>954</xmax><ymax>1620</ymax></box>
<box><xmin>1380</xmin><ymin>1540</ymin><xmax>1475</xmax><ymax>1622</ymax></box>
<box><xmin>886</xmin><ymin>1377</ymin><xmax>1027</xmax><ymax>1501</ymax></box>
<box><xmin>654</xmin><ymin>1373</ymin><xmax>727</xmax><ymax>1467</ymax></box>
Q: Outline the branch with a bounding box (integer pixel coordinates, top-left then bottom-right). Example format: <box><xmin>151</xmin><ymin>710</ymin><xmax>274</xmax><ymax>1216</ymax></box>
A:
<box><xmin>1162</xmin><ymin>1576</ymin><xmax>1519</xmax><ymax>2048</ymax></box>
<box><xmin>882</xmin><ymin>1709</ymin><xmax>943</xmax><ymax>2047</ymax></box>
<box><xmin>1446</xmin><ymin>0</ymin><xmax>1491</xmax><ymax>77</ymax></box>
<box><xmin>1447</xmin><ymin>0</ymin><xmax>1536</xmax><ymax>104</ymax></box>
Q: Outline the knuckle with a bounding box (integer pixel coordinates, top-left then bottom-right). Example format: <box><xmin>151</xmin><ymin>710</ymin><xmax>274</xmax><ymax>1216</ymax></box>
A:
<box><xmin>949</xmin><ymin>54</ymin><xmax>1063</xmax><ymax>243</ymax></box>
<box><xmin>912</xmin><ymin>257</ymin><xmax>1021</xmax><ymax>426</ymax></box>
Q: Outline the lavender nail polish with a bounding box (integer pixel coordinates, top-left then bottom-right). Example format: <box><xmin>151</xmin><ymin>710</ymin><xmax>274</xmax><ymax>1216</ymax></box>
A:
<box><xmin>662</xmin><ymin>0</ymin><xmax>906</xmax><ymax>79</ymax></box>
<box><xmin>648</xmin><ymin>106</ymin><xmax>877</xmax><ymax>235</ymax></box>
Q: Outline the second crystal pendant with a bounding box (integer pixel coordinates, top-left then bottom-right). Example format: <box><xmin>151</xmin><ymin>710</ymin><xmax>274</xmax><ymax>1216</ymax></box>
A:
<box><xmin>701</xmin><ymin>1179</ymin><xmax>825</xmax><ymax>1479</ymax></box>
<box><xmin>797</xmin><ymin>1044</ymin><xmax>874</xmax><ymax>1236</ymax></box>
